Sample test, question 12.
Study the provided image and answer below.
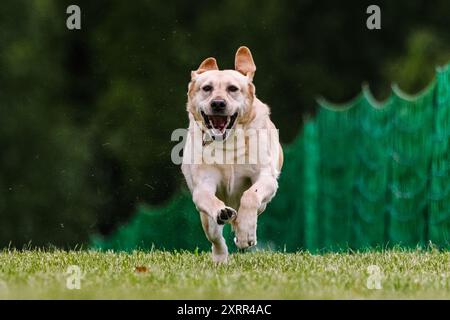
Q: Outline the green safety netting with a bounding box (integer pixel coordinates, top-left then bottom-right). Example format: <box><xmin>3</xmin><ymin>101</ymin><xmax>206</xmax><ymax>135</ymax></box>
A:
<box><xmin>92</xmin><ymin>64</ymin><xmax>450</xmax><ymax>252</ymax></box>
<box><xmin>430</xmin><ymin>65</ymin><xmax>450</xmax><ymax>246</ymax></box>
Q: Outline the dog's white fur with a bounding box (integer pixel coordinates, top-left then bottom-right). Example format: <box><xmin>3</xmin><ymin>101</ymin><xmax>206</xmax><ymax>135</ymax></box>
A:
<box><xmin>182</xmin><ymin>47</ymin><xmax>283</xmax><ymax>263</ymax></box>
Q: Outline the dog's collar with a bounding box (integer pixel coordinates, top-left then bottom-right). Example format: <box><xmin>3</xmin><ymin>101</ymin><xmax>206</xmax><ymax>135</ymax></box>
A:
<box><xmin>197</xmin><ymin>123</ymin><xmax>233</xmax><ymax>146</ymax></box>
<box><xmin>202</xmin><ymin>129</ymin><xmax>214</xmax><ymax>146</ymax></box>
<box><xmin>201</xmin><ymin>129</ymin><xmax>236</xmax><ymax>146</ymax></box>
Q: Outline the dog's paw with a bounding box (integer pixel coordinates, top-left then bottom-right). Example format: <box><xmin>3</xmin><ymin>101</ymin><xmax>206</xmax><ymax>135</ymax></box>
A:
<box><xmin>234</xmin><ymin>235</ymin><xmax>257</xmax><ymax>249</ymax></box>
<box><xmin>233</xmin><ymin>220</ymin><xmax>257</xmax><ymax>249</ymax></box>
<box><xmin>212</xmin><ymin>251</ymin><xmax>228</xmax><ymax>264</ymax></box>
<box><xmin>216</xmin><ymin>206</ymin><xmax>237</xmax><ymax>225</ymax></box>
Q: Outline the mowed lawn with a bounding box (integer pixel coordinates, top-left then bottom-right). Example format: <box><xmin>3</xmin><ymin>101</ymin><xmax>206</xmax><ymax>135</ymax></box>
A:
<box><xmin>0</xmin><ymin>249</ymin><xmax>449</xmax><ymax>299</ymax></box>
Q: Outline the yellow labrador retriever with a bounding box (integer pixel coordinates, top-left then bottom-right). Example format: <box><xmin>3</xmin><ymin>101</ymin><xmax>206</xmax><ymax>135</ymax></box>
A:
<box><xmin>182</xmin><ymin>46</ymin><xmax>283</xmax><ymax>263</ymax></box>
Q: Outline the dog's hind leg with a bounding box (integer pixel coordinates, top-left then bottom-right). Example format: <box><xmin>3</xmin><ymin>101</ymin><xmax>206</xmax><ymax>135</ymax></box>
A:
<box><xmin>200</xmin><ymin>211</ymin><xmax>228</xmax><ymax>263</ymax></box>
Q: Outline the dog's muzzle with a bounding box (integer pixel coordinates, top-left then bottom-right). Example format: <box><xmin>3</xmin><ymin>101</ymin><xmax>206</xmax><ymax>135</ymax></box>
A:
<box><xmin>200</xmin><ymin>111</ymin><xmax>238</xmax><ymax>141</ymax></box>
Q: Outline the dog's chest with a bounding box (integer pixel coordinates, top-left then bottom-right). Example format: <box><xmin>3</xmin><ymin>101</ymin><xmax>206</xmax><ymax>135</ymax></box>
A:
<box><xmin>216</xmin><ymin>164</ymin><xmax>254</xmax><ymax>206</ymax></box>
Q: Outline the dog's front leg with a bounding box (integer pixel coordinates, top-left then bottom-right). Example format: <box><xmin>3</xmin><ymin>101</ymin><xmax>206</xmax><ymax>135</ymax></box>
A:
<box><xmin>199</xmin><ymin>211</ymin><xmax>228</xmax><ymax>263</ymax></box>
<box><xmin>192</xmin><ymin>183</ymin><xmax>236</xmax><ymax>263</ymax></box>
<box><xmin>192</xmin><ymin>183</ymin><xmax>237</xmax><ymax>225</ymax></box>
<box><xmin>233</xmin><ymin>174</ymin><xmax>278</xmax><ymax>249</ymax></box>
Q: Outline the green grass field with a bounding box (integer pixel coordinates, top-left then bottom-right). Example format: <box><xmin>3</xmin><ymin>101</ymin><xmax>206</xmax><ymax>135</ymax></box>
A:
<box><xmin>0</xmin><ymin>249</ymin><xmax>449</xmax><ymax>299</ymax></box>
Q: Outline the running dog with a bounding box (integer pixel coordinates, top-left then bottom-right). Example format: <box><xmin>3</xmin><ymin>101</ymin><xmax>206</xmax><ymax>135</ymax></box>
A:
<box><xmin>181</xmin><ymin>46</ymin><xmax>283</xmax><ymax>263</ymax></box>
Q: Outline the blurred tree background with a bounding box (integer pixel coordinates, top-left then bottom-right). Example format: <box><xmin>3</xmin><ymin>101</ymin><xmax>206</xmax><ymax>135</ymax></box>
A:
<box><xmin>0</xmin><ymin>0</ymin><xmax>448</xmax><ymax>247</ymax></box>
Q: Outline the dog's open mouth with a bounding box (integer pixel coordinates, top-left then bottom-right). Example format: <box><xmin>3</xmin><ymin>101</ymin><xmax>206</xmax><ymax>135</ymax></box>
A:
<box><xmin>200</xmin><ymin>111</ymin><xmax>238</xmax><ymax>140</ymax></box>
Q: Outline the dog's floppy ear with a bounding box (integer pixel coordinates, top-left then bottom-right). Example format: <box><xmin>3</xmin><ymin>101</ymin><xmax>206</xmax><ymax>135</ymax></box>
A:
<box><xmin>191</xmin><ymin>57</ymin><xmax>219</xmax><ymax>79</ymax></box>
<box><xmin>235</xmin><ymin>46</ymin><xmax>256</xmax><ymax>80</ymax></box>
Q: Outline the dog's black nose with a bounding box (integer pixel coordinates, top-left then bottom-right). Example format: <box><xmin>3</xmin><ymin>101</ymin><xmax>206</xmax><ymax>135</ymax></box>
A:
<box><xmin>210</xmin><ymin>99</ymin><xmax>227</xmax><ymax>112</ymax></box>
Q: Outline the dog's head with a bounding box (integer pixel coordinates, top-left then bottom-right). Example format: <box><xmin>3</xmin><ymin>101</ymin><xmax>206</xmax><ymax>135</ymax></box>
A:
<box><xmin>187</xmin><ymin>46</ymin><xmax>256</xmax><ymax>140</ymax></box>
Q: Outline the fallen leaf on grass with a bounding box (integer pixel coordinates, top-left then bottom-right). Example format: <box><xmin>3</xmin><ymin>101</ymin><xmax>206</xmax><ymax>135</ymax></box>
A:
<box><xmin>135</xmin><ymin>266</ymin><xmax>149</xmax><ymax>273</ymax></box>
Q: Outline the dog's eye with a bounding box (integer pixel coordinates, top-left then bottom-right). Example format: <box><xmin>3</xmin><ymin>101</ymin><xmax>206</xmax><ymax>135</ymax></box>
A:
<box><xmin>202</xmin><ymin>85</ymin><xmax>213</xmax><ymax>92</ymax></box>
<box><xmin>227</xmin><ymin>85</ymin><xmax>239</xmax><ymax>92</ymax></box>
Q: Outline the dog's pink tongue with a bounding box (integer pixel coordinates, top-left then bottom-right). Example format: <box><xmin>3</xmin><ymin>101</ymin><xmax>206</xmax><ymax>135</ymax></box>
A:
<box><xmin>210</xmin><ymin>116</ymin><xmax>227</xmax><ymax>131</ymax></box>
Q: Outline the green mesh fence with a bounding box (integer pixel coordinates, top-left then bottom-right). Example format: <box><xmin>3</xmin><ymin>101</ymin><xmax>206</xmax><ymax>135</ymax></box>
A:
<box><xmin>354</xmin><ymin>86</ymin><xmax>391</xmax><ymax>248</ymax></box>
<box><xmin>92</xmin><ymin>64</ymin><xmax>450</xmax><ymax>252</ymax></box>
<box><xmin>429</xmin><ymin>65</ymin><xmax>450</xmax><ymax>246</ymax></box>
